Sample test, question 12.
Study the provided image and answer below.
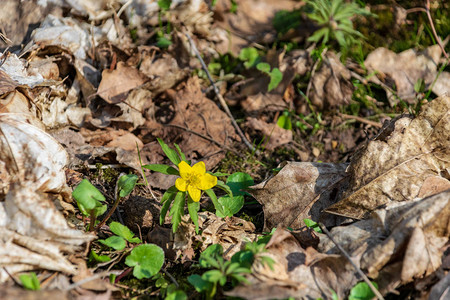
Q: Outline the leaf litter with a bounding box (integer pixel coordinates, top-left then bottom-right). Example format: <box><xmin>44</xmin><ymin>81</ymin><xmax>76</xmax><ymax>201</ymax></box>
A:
<box><xmin>0</xmin><ymin>0</ymin><xmax>449</xmax><ymax>299</ymax></box>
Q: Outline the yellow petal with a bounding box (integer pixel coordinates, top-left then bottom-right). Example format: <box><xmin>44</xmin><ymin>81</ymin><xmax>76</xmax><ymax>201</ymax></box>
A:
<box><xmin>175</xmin><ymin>178</ymin><xmax>188</xmax><ymax>192</ymax></box>
<box><xmin>188</xmin><ymin>185</ymin><xmax>201</xmax><ymax>202</ymax></box>
<box><xmin>191</xmin><ymin>161</ymin><xmax>206</xmax><ymax>175</ymax></box>
<box><xmin>197</xmin><ymin>173</ymin><xmax>217</xmax><ymax>190</ymax></box>
<box><xmin>178</xmin><ymin>161</ymin><xmax>192</xmax><ymax>179</ymax></box>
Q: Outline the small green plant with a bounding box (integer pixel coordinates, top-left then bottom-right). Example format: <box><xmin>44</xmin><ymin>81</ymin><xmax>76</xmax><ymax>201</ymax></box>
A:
<box><xmin>349</xmin><ymin>281</ymin><xmax>379</xmax><ymax>300</ymax></box>
<box><xmin>89</xmin><ymin>249</ymin><xmax>111</xmax><ymax>263</ymax></box>
<box><xmin>98</xmin><ymin>221</ymin><xmax>142</xmax><ymax>250</ymax></box>
<box><xmin>125</xmin><ymin>244</ymin><xmax>165</xmax><ymax>279</ymax></box>
<box><xmin>277</xmin><ymin>111</ymin><xmax>293</xmax><ymax>130</ymax></box>
<box><xmin>305</xmin><ymin>0</ymin><xmax>373</xmax><ymax>50</ymax></box>
<box><xmin>303</xmin><ymin>218</ymin><xmax>323</xmax><ymax>233</ymax></box>
<box><xmin>143</xmin><ymin>139</ymin><xmax>237</xmax><ymax>233</ymax></box>
<box><xmin>216</xmin><ymin>172</ymin><xmax>254</xmax><ymax>218</ymax></box>
<box><xmin>256</xmin><ymin>62</ymin><xmax>283</xmax><ymax>92</ymax></box>
<box><xmin>188</xmin><ymin>237</ymin><xmax>274</xmax><ymax>299</ymax></box>
<box><xmin>188</xmin><ymin>244</ymin><xmax>251</xmax><ymax>299</ymax></box>
<box><xmin>238</xmin><ymin>48</ymin><xmax>283</xmax><ymax>92</ymax></box>
<box><xmin>72</xmin><ymin>179</ymin><xmax>107</xmax><ymax>231</ymax></box>
<box><xmin>19</xmin><ymin>272</ymin><xmax>40</xmax><ymax>291</ymax></box>
<box><xmin>156</xmin><ymin>0</ymin><xmax>173</xmax><ymax>48</ymax></box>
<box><xmin>239</xmin><ymin>47</ymin><xmax>260</xmax><ymax>69</ymax></box>
<box><xmin>73</xmin><ymin>174</ymin><xmax>138</xmax><ymax>231</ymax></box>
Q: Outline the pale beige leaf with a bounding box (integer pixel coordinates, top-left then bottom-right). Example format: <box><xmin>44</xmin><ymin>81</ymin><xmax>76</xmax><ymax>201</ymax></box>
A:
<box><xmin>325</xmin><ymin>95</ymin><xmax>450</xmax><ymax>219</ymax></box>
<box><xmin>0</xmin><ymin>113</ymin><xmax>68</xmax><ymax>193</ymax></box>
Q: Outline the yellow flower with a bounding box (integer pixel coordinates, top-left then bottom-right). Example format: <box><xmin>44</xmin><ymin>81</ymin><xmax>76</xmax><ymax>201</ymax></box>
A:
<box><xmin>175</xmin><ymin>161</ymin><xmax>217</xmax><ymax>202</ymax></box>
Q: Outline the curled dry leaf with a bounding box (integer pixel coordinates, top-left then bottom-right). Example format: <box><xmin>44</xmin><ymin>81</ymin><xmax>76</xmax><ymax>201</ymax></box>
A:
<box><xmin>0</xmin><ymin>52</ymin><xmax>44</xmax><ymax>88</ymax></box>
<box><xmin>245</xmin><ymin>117</ymin><xmax>292</xmax><ymax>150</ymax></box>
<box><xmin>27</xmin><ymin>15</ymin><xmax>92</xmax><ymax>60</ymax></box>
<box><xmin>326</xmin><ymin>95</ymin><xmax>450</xmax><ymax>219</ymax></box>
<box><xmin>97</xmin><ymin>62</ymin><xmax>148</xmax><ymax>104</ymax></box>
<box><xmin>0</xmin><ymin>113</ymin><xmax>68</xmax><ymax>193</ymax></box>
<box><xmin>310</xmin><ymin>52</ymin><xmax>354</xmax><ymax>109</ymax></box>
<box><xmin>0</xmin><ymin>113</ymin><xmax>95</xmax><ymax>282</ymax></box>
<box><xmin>249</xmin><ymin>161</ymin><xmax>349</xmax><ymax>230</ymax></box>
<box><xmin>320</xmin><ymin>190</ymin><xmax>450</xmax><ymax>295</ymax></box>
<box><xmin>230</xmin><ymin>191</ymin><xmax>449</xmax><ymax>299</ymax></box>
<box><xmin>365</xmin><ymin>45</ymin><xmax>445</xmax><ymax>104</ymax></box>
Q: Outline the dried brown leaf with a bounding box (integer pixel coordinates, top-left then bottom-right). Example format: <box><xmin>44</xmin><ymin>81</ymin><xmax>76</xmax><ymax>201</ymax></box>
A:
<box><xmin>325</xmin><ymin>95</ymin><xmax>450</xmax><ymax>219</ymax></box>
<box><xmin>365</xmin><ymin>45</ymin><xmax>444</xmax><ymax>104</ymax></box>
<box><xmin>245</xmin><ymin>118</ymin><xmax>292</xmax><ymax>150</ymax></box>
<box><xmin>310</xmin><ymin>52</ymin><xmax>354</xmax><ymax>109</ymax></box>
<box><xmin>249</xmin><ymin>161</ymin><xmax>349</xmax><ymax>230</ymax></box>
<box><xmin>97</xmin><ymin>62</ymin><xmax>147</xmax><ymax>104</ymax></box>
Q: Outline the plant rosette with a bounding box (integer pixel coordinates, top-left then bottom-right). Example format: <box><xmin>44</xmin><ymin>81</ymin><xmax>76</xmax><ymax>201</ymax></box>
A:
<box><xmin>142</xmin><ymin>139</ymin><xmax>235</xmax><ymax>233</ymax></box>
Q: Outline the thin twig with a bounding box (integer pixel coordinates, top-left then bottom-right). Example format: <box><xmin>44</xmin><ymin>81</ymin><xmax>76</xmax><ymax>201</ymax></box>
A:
<box><xmin>64</xmin><ymin>271</ymin><xmax>120</xmax><ymax>291</ymax></box>
<box><xmin>407</xmin><ymin>2</ymin><xmax>449</xmax><ymax>61</ymax></box>
<box><xmin>136</xmin><ymin>143</ymin><xmax>159</xmax><ymax>203</ymax></box>
<box><xmin>166</xmin><ymin>124</ymin><xmax>243</xmax><ymax>157</ymax></box>
<box><xmin>161</xmin><ymin>267</ymin><xmax>179</xmax><ymax>288</ymax></box>
<box><xmin>184</xmin><ymin>31</ymin><xmax>256</xmax><ymax>153</ymax></box>
<box><xmin>425</xmin><ymin>0</ymin><xmax>449</xmax><ymax>61</ymax></box>
<box><xmin>319</xmin><ymin>223</ymin><xmax>385</xmax><ymax>300</ymax></box>
<box><xmin>338</xmin><ymin>113</ymin><xmax>383</xmax><ymax>128</ymax></box>
<box><xmin>2</xmin><ymin>267</ymin><xmax>21</xmax><ymax>286</ymax></box>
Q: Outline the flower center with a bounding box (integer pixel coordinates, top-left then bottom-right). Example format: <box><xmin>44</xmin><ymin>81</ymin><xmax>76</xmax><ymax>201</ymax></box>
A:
<box><xmin>186</xmin><ymin>173</ymin><xmax>200</xmax><ymax>187</ymax></box>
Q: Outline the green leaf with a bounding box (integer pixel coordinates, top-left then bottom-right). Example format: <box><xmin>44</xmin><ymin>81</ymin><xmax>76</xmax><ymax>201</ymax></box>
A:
<box><xmin>157</xmin><ymin>138</ymin><xmax>181</xmax><ymax>165</ymax></box>
<box><xmin>143</xmin><ymin>164</ymin><xmax>179</xmax><ymax>175</ymax></box>
<box><xmin>268</xmin><ymin>68</ymin><xmax>283</xmax><ymax>92</ymax></box>
<box><xmin>157</xmin><ymin>36</ymin><xmax>172</xmax><ymax>49</ymax></box>
<box><xmin>99</xmin><ymin>236</ymin><xmax>127</xmax><ymax>250</ymax></box>
<box><xmin>226</xmin><ymin>172</ymin><xmax>254</xmax><ymax>196</ymax></box>
<box><xmin>303</xmin><ymin>218</ymin><xmax>323</xmax><ymax>233</ymax></box>
<box><xmin>202</xmin><ymin>270</ymin><xmax>224</xmax><ymax>284</ymax></box>
<box><xmin>187</xmin><ymin>197</ymin><xmax>200</xmax><ymax>233</ymax></box>
<box><xmin>205</xmin><ymin>189</ymin><xmax>225</xmax><ymax>217</ymax></box>
<box><xmin>277</xmin><ymin>114</ymin><xmax>292</xmax><ymax>130</ymax></box>
<box><xmin>256</xmin><ymin>62</ymin><xmax>271</xmax><ymax>74</ymax></box>
<box><xmin>125</xmin><ymin>244</ymin><xmax>165</xmax><ymax>279</ymax></box>
<box><xmin>199</xmin><ymin>244</ymin><xmax>223</xmax><ymax>268</ymax></box>
<box><xmin>349</xmin><ymin>282</ymin><xmax>378</xmax><ymax>300</ymax></box>
<box><xmin>231</xmin><ymin>250</ymin><xmax>254</xmax><ymax>269</ymax></box>
<box><xmin>160</xmin><ymin>188</ymin><xmax>177</xmax><ymax>224</ymax></box>
<box><xmin>72</xmin><ymin>179</ymin><xmax>106</xmax><ymax>217</ymax></box>
<box><xmin>89</xmin><ymin>250</ymin><xmax>111</xmax><ymax>263</ymax></box>
<box><xmin>188</xmin><ymin>274</ymin><xmax>213</xmax><ymax>293</ymax></box>
<box><xmin>273</xmin><ymin>10</ymin><xmax>302</xmax><ymax>34</ymax></box>
<box><xmin>165</xmin><ymin>290</ymin><xmax>187</xmax><ymax>300</ymax></box>
<box><xmin>307</xmin><ymin>27</ymin><xmax>329</xmax><ymax>43</ymax></box>
<box><xmin>215</xmin><ymin>180</ymin><xmax>233</xmax><ymax>198</ymax></box>
<box><xmin>208</xmin><ymin>62</ymin><xmax>222</xmax><ymax>75</ymax></box>
<box><xmin>19</xmin><ymin>273</ymin><xmax>40</xmax><ymax>291</ymax></box>
<box><xmin>230</xmin><ymin>273</ymin><xmax>249</xmax><ymax>284</ymax></box>
<box><xmin>216</xmin><ymin>195</ymin><xmax>244</xmax><ymax>218</ymax></box>
<box><xmin>174</xmin><ymin>143</ymin><xmax>187</xmax><ymax>162</ymax></box>
<box><xmin>109</xmin><ymin>221</ymin><xmax>141</xmax><ymax>243</ymax></box>
<box><xmin>117</xmin><ymin>174</ymin><xmax>138</xmax><ymax>198</ymax></box>
<box><xmin>239</xmin><ymin>47</ymin><xmax>259</xmax><ymax>68</ymax></box>
<box><xmin>157</xmin><ymin>0</ymin><xmax>171</xmax><ymax>10</ymax></box>
<box><xmin>170</xmin><ymin>192</ymin><xmax>186</xmax><ymax>233</ymax></box>
<box><xmin>208</xmin><ymin>171</ymin><xmax>230</xmax><ymax>177</ymax></box>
